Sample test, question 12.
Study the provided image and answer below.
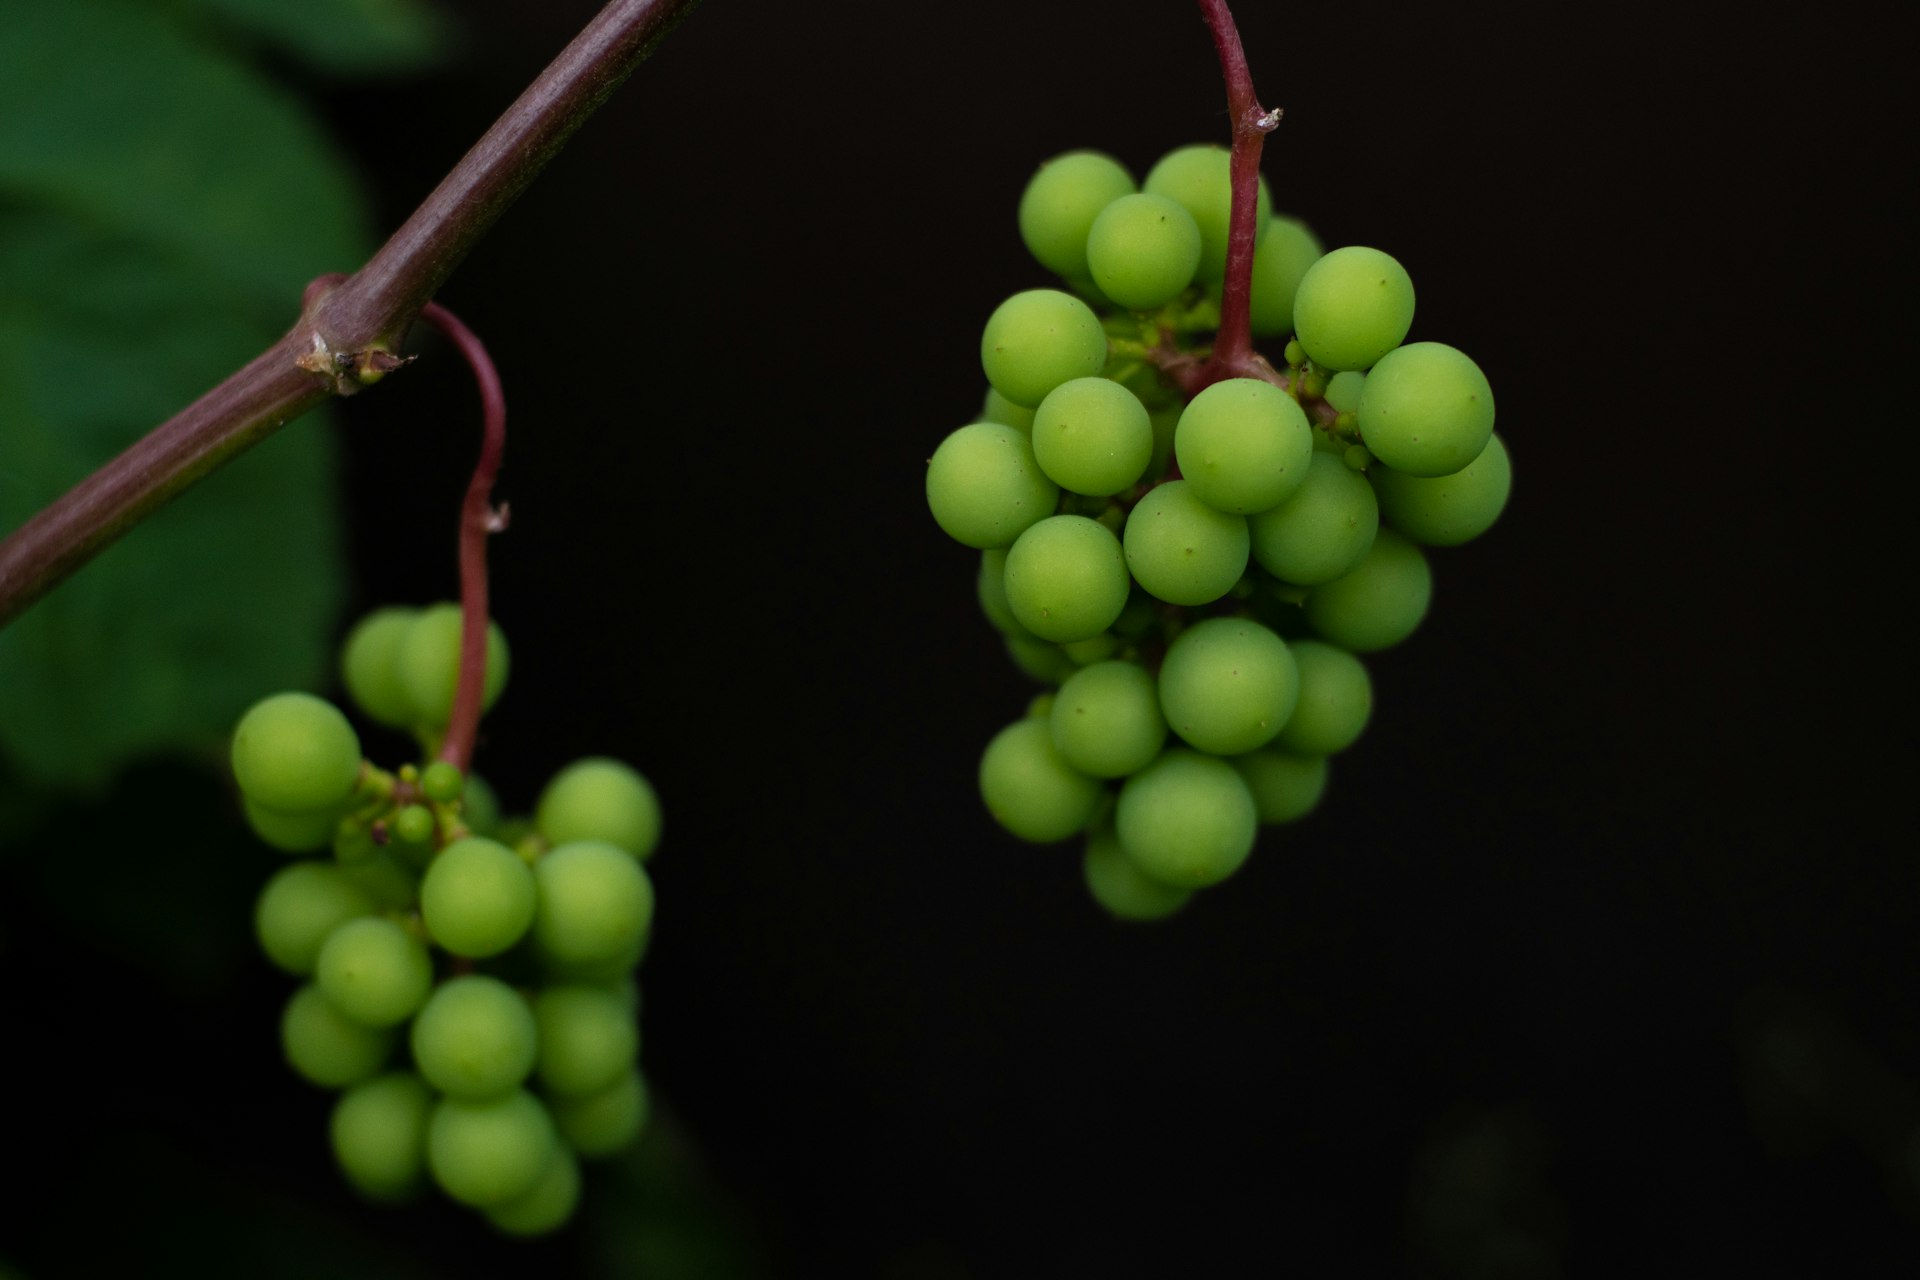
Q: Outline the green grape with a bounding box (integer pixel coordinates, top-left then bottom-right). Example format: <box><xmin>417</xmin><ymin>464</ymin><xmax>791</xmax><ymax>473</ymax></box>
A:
<box><xmin>255</xmin><ymin>861</ymin><xmax>376</xmax><ymax>975</ymax></box>
<box><xmin>1174</xmin><ymin>378</ymin><xmax>1314</xmax><ymax>515</ymax></box>
<box><xmin>533</xmin><ymin>985</ymin><xmax>640</xmax><ymax>1098</ymax></box>
<box><xmin>339</xmin><ymin>607</ymin><xmax>419</xmax><ymax>729</ymax></box>
<box><xmin>539</xmin><ymin>936</ymin><xmax>647</xmax><ymax>986</ymax></box>
<box><xmin>393</xmin><ymin>804</ymin><xmax>436</xmax><ymax>846</ymax></box>
<box><xmin>243</xmin><ymin>796</ymin><xmax>340</xmax><ymax>854</ymax></box>
<box><xmin>421</xmin><ymin>760</ymin><xmax>465</xmax><ymax>804</ymax></box>
<box><xmin>980</xmin><ymin>289</ymin><xmax>1108</xmax><ymax>408</ymax></box>
<box><xmin>281</xmin><ymin>983</ymin><xmax>395</xmax><ymax>1089</ymax></box>
<box><xmin>1302</xmin><ymin>528</ymin><xmax>1432</xmax><ymax>652</ymax></box>
<box><xmin>535</xmin><ymin>757</ymin><xmax>662</xmax><ymax>860</ymax></box>
<box><xmin>1157</xmin><ymin>617</ymin><xmax>1299</xmax><ymax>755</ymax></box>
<box><xmin>1141</xmin><ymin>143</ymin><xmax>1273</xmax><ymax>281</ymax></box>
<box><xmin>410</xmin><ymin>974</ymin><xmax>538</xmax><ymax>1100</ymax></box>
<box><xmin>487</xmin><ymin>1146</ymin><xmax>581</xmax><ymax>1236</ymax></box>
<box><xmin>427</xmin><ymin>1090</ymin><xmax>558</xmax><ymax>1208</ymax></box>
<box><xmin>926</xmin><ymin>421</ymin><xmax>1061</xmax><ymax>550</ymax></box>
<box><xmin>1002</xmin><ymin>515</ymin><xmax>1130</xmax><ymax>644</ymax></box>
<box><xmin>533</xmin><ymin>841</ymin><xmax>655</xmax><ymax>968</ymax></box>
<box><xmin>1246</xmin><ymin>214</ymin><xmax>1323</xmax><ymax>336</ymax></box>
<box><xmin>1272</xmin><ymin>641</ymin><xmax>1373</xmax><ymax>755</ymax></box>
<box><xmin>551</xmin><ymin>1068</ymin><xmax>650</xmax><ymax>1158</ymax></box>
<box><xmin>1030</xmin><ymin>376</ymin><xmax>1153</xmax><ymax>497</ymax></box>
<box><xmin>1085</xmin><ymin>193</ymin><xmax>1203</xmax><ymax>309</ymax></box>
<box><xmin>1003</xmin><ymin>632</ymin><xmax>1077</xmax><ymax>684</ymax></box>
<box><xmin>1323</xmin><ymin>370</ymin><xmax>1366</xmax><ymax>414</ymax></box>
<box><xmin>1115</xmin><ymin>749</ymin><xmax>1258</xmax><ymax>888</ymax></box>
<box><xmin>230</xmin><ymin>692</ymin><xmax>361</xmax><ymax>816</ymax></box>
<box><xmin>1232</xmin><ymin>750</ymin><xmax>1329</xmax><ymax>824</ymax></box>
<box><xmin>1025</xmin><ymin>692</ymin><xmax>1056</xmax><ymax>720</ymax></box>
<box><xmin>1082</xmin><ymin>823</ymin><xmax>1191</xmax><ymax>921</ymax></box>
<box><xmin>1121</xmin><ymin>479</ymin><xmax>1249</xmax><ymax>606</ymax></box>
<box><xmin>981</xmin><ymin>386</ymin><xmax>1037</xmax><ymax>432</ymax></box>
<box><xmin>315</xmin><ymin>917</ymin><xmax>434</xmax><ymax>1028</ymax></box>
<box><xmin>1247</xmin><ymin>450</ymin><xmax>1380</xmax><ymax>586</ymax></box>
<box><xmin>338</xmin><ymin>849</ymin><xmax>417</xmax><ymax>912</ymax></box>
<box><xmin>1292</xmin><ymin>246</ymin><xmax>1416</xmax><ymax>371</ymax></box>
<box><xmin>330</xmin><ymin>1071</ymin><xmax>432</xmax><ymax>1201</ymax></box>
<box><xmin>1344</xmin><ymin>444</ymin><xmax>1373</xmax><ymax>472</ymax></box>
<box><xmin>1370</xmin><ymin>432</ymin><xmax>1512</xmax><ymax>546</ymax></box>
<box><xmin>422</xmin><ymin>836</ymin><xmax>537</xmax><ymax>955</ymax></box>
<box><xmin>976</xmin><ymin>549</ymin><xmax>1026</xmax><ymax>635</ymax></box>
<box><xmin>461</xmin><ymin>773</ymin><xmax>503</xmax><ymax>838</ymax></box>
<box><xmin>977</xmin><ymin>717</ymin><xmax>1102</xmax><ymax>843</ymax></box>
<box><xmin>1017</xmin><ymin>150</ymin><xmax>1136</xmax><ymax>279</ymax></box>
<box><xmin>1050</xmin><ymin>661</ymin><xmax>1166</xmax><ymax>778</ymax></box>
<box><xmin>396</xmin><ymin>603</ymin><xmax>510</xmax><ymax>728</ymax></box>
<box><xmin>1357</xmin><ymin>341</ymin><xmax>1495</xmax><ymax>477</ymax></box>
<box><xmin>1059</xmin><ymin>631</ymin><xmax>1119</xmax><ymax>665</ymax></box>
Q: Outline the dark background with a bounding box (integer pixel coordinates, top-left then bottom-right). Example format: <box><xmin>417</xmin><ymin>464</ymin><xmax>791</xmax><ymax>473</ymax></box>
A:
<box><xmin>7</xmin><ymin>0</ymin><xmax>1916</xmax><ymax>1275</ymax></box>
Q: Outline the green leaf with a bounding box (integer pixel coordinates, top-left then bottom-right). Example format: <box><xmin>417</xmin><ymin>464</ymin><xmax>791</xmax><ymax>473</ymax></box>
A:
<box><xmin>0</xmin><ymin>0</ymin><xmax>381</xmax><ymax>789</ymax></box>
<box><xmin>182</xmin><ymin>0</ymin><xmax>452</xmax><ymax>77</ymax></box>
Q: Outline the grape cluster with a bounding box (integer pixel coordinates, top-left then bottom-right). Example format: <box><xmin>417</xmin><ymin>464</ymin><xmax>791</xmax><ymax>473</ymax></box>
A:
<box><xmin>929</xmin><ymin>145</ymin><xmax>1511</xmax><ymax>920</ymax></box>
<box><xmin>232</xmin><ymin>604</ymin><xmax>662</xmax><ymax>1234</ymax></box>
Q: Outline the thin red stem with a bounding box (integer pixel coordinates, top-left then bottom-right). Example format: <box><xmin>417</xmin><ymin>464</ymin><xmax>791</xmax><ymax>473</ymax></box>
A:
<box><xmin>417</xmin><ymin>303</ymin><xmax>506</xmax><ymax>774</ymax></box>
<box><xmin>1194</xmin><ymin>0</ymin><xmax>1280</xmax><ymax>388</ymax></box>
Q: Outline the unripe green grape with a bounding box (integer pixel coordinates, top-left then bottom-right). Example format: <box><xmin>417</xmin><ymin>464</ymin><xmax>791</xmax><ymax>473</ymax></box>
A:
<box><xmin>980</xmin><ymin>386</ymin><xmax>1036</xmax><ymax>432</ymax></box>
<box><xmin>281</xmin><ymin>984</ymin><xmax>394</xmax><ymax>1089</ymax></box>
<box><xmin>420</xmin><ymin>836</ymin><xmax>533</xmax><ymax>955</ymax></box>
<box><xmin>330</xmin><ymin>1071</ymin><xmax>432</xmax><ymax>1201</ymax></box>
<box><xmin>461</xmin><ymin>772</ymin><xmax>503</xmax><ymax>838</ymax></box>
<box><xmin>1002</xmin><ymin>515</ymin><xmax>1129</xmax><ymax>644</ymax></box>
<box><xmin>1017</xmin><ymin>150</ymin><xmax>1136</xmax><ymax>279</ymax></box>
<box><xmin>533</xmin><ymin>985</ymin><xmax>640</xmax><ymax>1098</ymax></box>
<box><xmin>230</xmin><ymin>692</ymin><xmax>361</xmax><ymax>816</ymax></box>
<box><xmin>1175</xmin><ymin>378</ymin><xmax>1313</xmax><ymax>515</ymax></box>
<box><xmin>255</xmin><ymin>861</ymin><xmax>376</xmax><ymax>975</ymax></box>
<box><xmin>1248</xmin><ymin>450</ymin><xmax>1380</xmax><ymax>586</ymax></box>
<box><xmin>1370</xmin><ymin>432</ymin><xmax>1512</xmax><ymax>546</ymax></box>
<box><xmin>486</xmin><ymin>1146</ymin><xmax>581</xmax><ymax>1236</ymax></box>
<box><xmin>315</xmin><ymin>916</ymin><xmax>434</xmax><ymax>1028</ymax></box>
<box><xmin>1004</xmin><ymin>632</ymin><xmax>1076</xmax><ymax>684</ymax></box>
<box><xmin>1323</xmin><ymin>370</ymin><xmax>1366</xmax><ymax>415</ymax></box>
<box><xmin>1121</xmin><ymin>480</ymin><xmax>1249</xmax><ymax>607</ymax></box>
<box><xmin>926</xmin><ymin>421</ymin><xmax>1060</xmax><ymax>550</ymax></box>
<box><xmin>1085</xmin><ymin>193</ymin><xmax>1203</xmax><ymax>310</ymax></box>
<box><xmin>1292</xmin><ymin>246</ymin><xmax>1416</xmax><ymax>371</ymax></box>
<box><xmin>1357</xmin><ymin>342</ymin><xmax>1495</xmax><ymax>477</ymax></box>
<box><xmin>533</xmin><ymin>841</ymin><xmax>655</xmax><ymax>969</ymax></box>
<box><xmin>1082</xmin><ymin>823</ymin><xmax>1191</xmax><ymax>921</ymax></box>
<box><xmin>410</xmin><ymin>974</ymin><xmax>538</xmax><ymax>1100</ymax></box>
<box><xmin>395</xmin><ymin>603</ymin><xmax>510</xmax><ymax>728</ymax></box>
<box><xmin>1273</xmin><ymin>641</ymin><xmax>1373</xmax><ymax>756</ymax></box>
<box><xmin>535</xmin><ymin>757</ymin><xmax>662</xmax><ymax>860</ymax></box>
<box><xmin>1158</xmin><ymin>617</ymin><xmax>1299</xmax><ymax>755</ymax></box>
<box><xmin>552</xmin><ymin>1069</ymin><xmax>650</xmax><ymax>1158</ymax></box>
<box><xmin>1143</xmin><ymin>403</ymin><xmax>1180</xmax><ymax>484</ymax></box>
<box><xmin>1030</xmin><ymin>376</ymin><xmax>1153</xmax><ymax>497</ymax></box>
<box><xmin>976</xmin><ymin>549</ymin><xmax>1025</xmax><ymax>635</ymax></box>
<box><xmin>392</xmin><ymin>804</ymin><xmax>435</xmax><ymax>846</ymax></box>
<box><xmin>337</xmin><ymin>848</ymin><xmax>416</xmax><ymax>912</ymax></box>
<box><xmin>1302</xmin><ymin>528</ymin><xmax>1432</xmax><ymax>652</ymax></box>
<box><xmin>977</xmin><ymin>717</ymin><xmax>1103</xmax><ymax>843</ymax></box>
<box><xmin>1059</xmin><ymin>631</ymin><xmax>1119</xmax><ymax>666</ymax></box>
<box><xmin>427</xmin><ymin>1090</ymin><xmax>557</xmax><ymax>1208</ymax></box>
<box><xmin>1050</xmin><ymin>661</ymin><xmax>1166</xmax><ymax>778</ymax></box>
<box><xmin>1232</xmin><ymin>750</ymin><xmax>1329</xmax><ymax>824</ymax></box>
<box><xmin>339</xmin><ymin>607</ymin><xmax>418</xmax><ymax>729</ymax></box>
<box><xmin>1247</xmin><ymin>214</ymin><xmax>1323</xmax><ymax>336</ymax></box>
<box><xmin>421</xmin><ymin>760</ymin><xmax>465</xmax><ymax>804</ymax></box>
<box><xmin>980</xmin><ymin>289</ymin><xmax>1108</xmax><ymax>408</ymax></box>
<box><xmin>1116</xmin><ymin>749</ymin><xmax>1258</xmax><ymax>888</ymax></box>
<box><xmin>1142</xmin><ymin>144</ymin><xmax>1273</xmax><ymax>281</ymax></box>
<box><xmin>242</xmin><ymin>796</ymin><xmax>340</xmax><ymax>854</ymax></box>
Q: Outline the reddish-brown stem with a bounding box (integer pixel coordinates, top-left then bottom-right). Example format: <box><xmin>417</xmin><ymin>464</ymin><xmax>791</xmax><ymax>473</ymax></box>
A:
<box><xmin>416</xmin><ymin>304</ymin><xmax>506</xmax><ymax>775</ymax></box>
<box><xmin>1194</xmin><ymin>0</ymin><xmax>1280</xmax><ymax>389</ymax></box>
<box><xmin>0</xmin><ymin>0</ymin><xmax>702</xmax><ymax>630</ymax></box>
